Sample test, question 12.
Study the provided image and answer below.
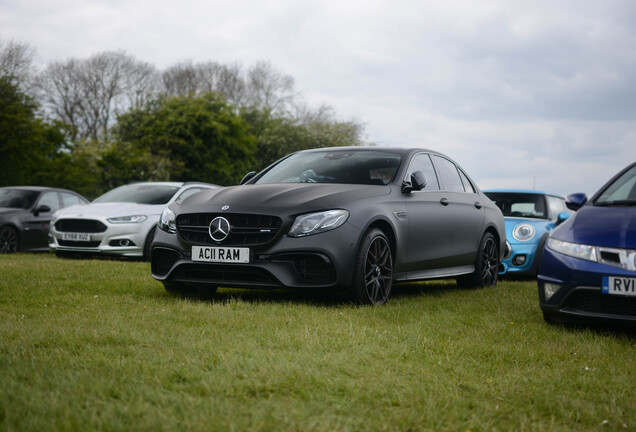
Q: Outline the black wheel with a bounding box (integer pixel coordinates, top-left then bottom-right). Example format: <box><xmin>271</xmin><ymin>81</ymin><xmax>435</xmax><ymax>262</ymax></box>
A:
<box><xmin>457</xmin><ymin>232</ymin><xmax>499</xmax><ymax>288</ymax></box>
<box><xmin>0</xmin><ymin>226</ymin><xmax>19</xmax><ymax>254</ymax></box>
<box><xmin>143</xmin><ymin>226</ymin><xmax>156</xmax><ymax>261</ymax></box>
<box><xmin>350</xmin><ymin>228</ymin><xmax>393</xmax><ymax>305</ymax></box>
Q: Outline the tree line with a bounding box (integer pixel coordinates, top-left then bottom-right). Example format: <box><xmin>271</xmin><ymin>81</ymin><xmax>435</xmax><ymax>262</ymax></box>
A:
<box><xmin>0</xmin><ymin>39</ymin><xmax>368</xmax><ymax>199</ymax></box>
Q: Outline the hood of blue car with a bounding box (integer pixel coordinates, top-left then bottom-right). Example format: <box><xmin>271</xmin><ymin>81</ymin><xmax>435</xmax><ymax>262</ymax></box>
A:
<box><xmin>552</xmin><ymin>205</ymin><xmax>636</xmax><ymax>249</ymax></box>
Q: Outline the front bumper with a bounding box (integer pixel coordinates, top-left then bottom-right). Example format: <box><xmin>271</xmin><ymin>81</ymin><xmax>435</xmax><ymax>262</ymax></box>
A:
<box><xmin>499</xmin><ymin>241</ymin><xmax>540</xmax><ymax>276</ymax></box>
<box><xmin>50</xmin><ymin>218</ymin><xmax>155</xmax><ymax>257</ymax></box>
<box><xmin>151</xmin><ymin>222</ymin><xmax>362</xmax><ymax>290</ymax></box>
<box><xmin>538</xmin><ymin>247</ymin><xmax>636</xmax><ymax>325</ymax></box>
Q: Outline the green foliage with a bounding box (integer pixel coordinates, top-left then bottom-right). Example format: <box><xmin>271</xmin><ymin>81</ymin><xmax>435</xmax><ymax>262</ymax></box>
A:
<box><xmin>1</xmin><ymin>254</ymin><xmax>635</xmax><ymax>431</ymax></box>
<box><xmin>243</xmin><ymin>108</ymin><xmax>366</xmax><ymax>169</ymax></box>
<box><xmin>0</xmin><ymin>76</ymin><xmax>85</xmax><ymax>189</ymax></box>
<box><xmin>114</xmin><ymin>93</ymin><xmax>257</xmax><ymax>186</ymax></box>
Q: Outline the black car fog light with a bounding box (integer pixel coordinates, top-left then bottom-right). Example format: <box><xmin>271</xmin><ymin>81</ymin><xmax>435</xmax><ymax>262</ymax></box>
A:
<box><xmin>109</xmin><ymin>239</ymin><xmax>136</xmax><ymax>247</ymax></box>
<box><xmin>513</xmin><ymin>255</ymin><xmax>526</xmax><ymax>266</ymax></box>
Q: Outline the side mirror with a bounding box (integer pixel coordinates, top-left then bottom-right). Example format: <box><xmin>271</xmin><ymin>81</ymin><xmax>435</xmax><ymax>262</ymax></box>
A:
<box><xmin>34</xmin><ymin>205</ymin><xmax>51</xmax><ymax>216</ymax></box>
<box><xmin>565</xmin><ymin>193</ymin><xmax>587</xmax><ymax>211</ymax></box>
<box><xmin>239</xmin><ymin>171</ymin><xmax>257</xmax><ymax>185</ymax></box>
<box><xmin>556</xmin><ymin>212</ymin><xmax>571</xmax><ymax>225</ymax></box>
<box><xmin>401</xmin><ymin>171</ymin><xmax>427</xmax><ymax>193</ymax></box>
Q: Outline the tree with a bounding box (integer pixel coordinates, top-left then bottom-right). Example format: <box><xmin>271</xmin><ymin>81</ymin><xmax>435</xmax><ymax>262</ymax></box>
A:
<box><xmin>114</xmin><ymin>92</ymin><xmax>256</xmax><ymax>185</ymax></box>
<box><xmin>36</xmin><ymin>51</ymin><xmax>159</xmax><ymax>142</ymax></box>
<box><xmin>0</xmin><ymin>75</ymin><xmax>93</xmax><ymax>190</ymax></box>
<box><xmin>0</xmin><ymin>39</ymin><xmax>34</xmax><ymax>90</ymax></box>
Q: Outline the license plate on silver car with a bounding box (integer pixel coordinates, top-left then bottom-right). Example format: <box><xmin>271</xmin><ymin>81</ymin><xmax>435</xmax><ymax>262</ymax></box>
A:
<box><xmin>192</xmin><ymin>246</ymin><xmax>250</xmax><ymax>263</ymax></box>
<box><xmin>602</xmin><ymin>276</ymin><xmax>636</xmax><ymax>297</ymax></box>
<box><xmin>62</xmin><ymin>232</ymin><xmax>91</xmax><ymax>242</ymax></box>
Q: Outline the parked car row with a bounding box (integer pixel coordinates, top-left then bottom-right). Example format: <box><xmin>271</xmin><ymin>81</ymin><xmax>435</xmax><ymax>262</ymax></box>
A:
<box><xmin>1</xmin><ymin>147</ymin><xmax>634</xmax><ymax>326</ymax></box>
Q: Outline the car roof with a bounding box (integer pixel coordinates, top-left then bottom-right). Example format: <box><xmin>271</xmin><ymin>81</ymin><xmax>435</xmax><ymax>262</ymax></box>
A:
<box><xmin>297</xmin><ymin>146</ymin><xmax>436</xmax><ymax>156</ymax></box>
<box><xmin>0</xmin><ymin>186</ymin><xmax>79</xmax><ymax>193</ymax></box>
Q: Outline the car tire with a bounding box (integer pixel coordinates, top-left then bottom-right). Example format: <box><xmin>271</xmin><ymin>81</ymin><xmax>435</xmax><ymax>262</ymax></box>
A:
<box><xmin>143</xmin><ymin>226</ymin><xmax>156</xmax><ymax>261</ymax></box>
<box><xmin>349</xmin><ymin>228</ymin><xmax>393</xmax><ymax>305</ymax></box>
<box><xmin>0</xmin><ymin>226</ymin><xmax>19</xmax><ymax>254</ymax></box>
<box><xmin>456</xmin><ymin>232</ymin><xmax>499</xmax><ymax>288</ymax></box>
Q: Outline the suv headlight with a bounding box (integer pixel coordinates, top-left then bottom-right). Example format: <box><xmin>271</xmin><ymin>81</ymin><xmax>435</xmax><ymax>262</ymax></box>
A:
<box><xmin>512</xmin><ymin>223</ymin><xmax>535</xmax><ymax>241</ymax></box>
<box><xmin>547</xmin><ymin>238</ymin><xmax>597</xmax><ymax>262</ymax></box>
<box><xmin>107</xmin><ymin>215</ymin><xmax>148</xmax><ymax>224</ymax></box>
<box><xmin>158</xmin><ymin>207</ymin><xmax>176</xmax><ymax>233</ymax></box>
<box><xmin>288</xmin><ymin>210</ymin><xmax>349</xmax><ymax>237</ymax></box>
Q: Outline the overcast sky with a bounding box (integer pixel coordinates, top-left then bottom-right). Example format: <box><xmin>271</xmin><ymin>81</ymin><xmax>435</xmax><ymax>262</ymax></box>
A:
<box><xmin>2</xmin><ymin>0</ymin><xmax>635</xmax><ymax>196</ymax></box>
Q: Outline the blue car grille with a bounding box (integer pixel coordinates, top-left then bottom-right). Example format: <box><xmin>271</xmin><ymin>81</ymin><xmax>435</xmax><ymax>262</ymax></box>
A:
<box><xmin>176</xmin><ymin>213</ymin><xmax>282</xmax><ymax>246</ymax></box>
<box><xmin>565</xmin><ymin>290</ymin><xmax>636</xmax><ymax>318</ymax></box>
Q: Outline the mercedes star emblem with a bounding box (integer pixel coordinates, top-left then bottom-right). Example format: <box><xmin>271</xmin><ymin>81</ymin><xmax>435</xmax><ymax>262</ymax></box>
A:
<box><xmin>209</xmin><ymin>217</ymin><xmax>231</xmax><ymax>242</ymax></box>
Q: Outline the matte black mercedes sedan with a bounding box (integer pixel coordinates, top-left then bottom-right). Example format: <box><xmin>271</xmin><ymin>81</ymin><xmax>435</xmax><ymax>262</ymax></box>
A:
<box><xmin>0</xmin><ymin>186</ymin><xmax>88</xmax><ymax>253</ymax></box>
<box><xmin>151</xmin><ymin>147</ymin><xmax>506</xmax><ymax>304</ymax></box>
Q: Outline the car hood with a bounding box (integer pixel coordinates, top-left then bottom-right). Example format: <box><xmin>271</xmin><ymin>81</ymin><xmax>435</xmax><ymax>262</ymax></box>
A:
<box><xmin>178</xmin><ymin>183</ymin><xmax>391</xmax><ymax>214</ymax></box>
<box><xmin>552</xmin><ymin>205</ymin><xmax>636</xmax><ymax>249</ymax></box>
<box><xmin>55</xmin><ymin>202</ymin><xmax>166</xmax><ymax>218</ymax></box>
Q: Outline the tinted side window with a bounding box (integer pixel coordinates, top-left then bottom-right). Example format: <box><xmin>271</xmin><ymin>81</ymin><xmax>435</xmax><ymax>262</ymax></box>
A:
<box><xmin>432</xmin><ymin>156</ymin><xmax>464</xmax><ymax>192</ymax></box>
<box><xmin>458</xmin><ymin>169</ymin><xmax>476</xmax><ymax>193</ymax></box>
<box><xmin>61</xmin><ymin>192</ymin><xmax>85</xmax><ymax>207</ymax></box>
<box><xmin>405</xmin><ymin>153</ymin><xmax>440</xmax><ymax>190</ymax></box>
<box><xmin>38</xmin><ymin>192</ymin><xmax>61</xmax><ymax>212</ymax></box>
<box><xmin>177</xmin><ymin>188</ymin><xmax>202</xmax><ymax>200</ymax></box>
<box><xmin>546</xmin><ymin>196</ymin><xmax>569</xmax><ymax>220</ymax></box>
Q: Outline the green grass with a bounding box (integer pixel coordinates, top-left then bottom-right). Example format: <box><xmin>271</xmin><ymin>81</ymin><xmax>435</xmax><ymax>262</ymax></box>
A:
<box><xmin>0</xmin><ymin>254</ymin><xmax>634</xmax><ymax>431</ymax></box>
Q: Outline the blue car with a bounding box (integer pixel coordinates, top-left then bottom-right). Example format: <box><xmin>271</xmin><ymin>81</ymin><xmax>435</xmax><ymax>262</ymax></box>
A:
<box><xmin>484</xmin><ymin>190</ymin><xmax>571</xmax><ymax>277</ymax></box>
<box><xmin>538</xmin><ymin>162</ymin><xmax>636</xmax><ymax>326</ymax></box>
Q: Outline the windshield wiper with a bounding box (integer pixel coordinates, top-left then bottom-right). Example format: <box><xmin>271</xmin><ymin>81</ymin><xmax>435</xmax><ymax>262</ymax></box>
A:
<box><xmin>594</xmin><ymin>200</ymin><xmax>636</xmax><ymax>207</ymax></box>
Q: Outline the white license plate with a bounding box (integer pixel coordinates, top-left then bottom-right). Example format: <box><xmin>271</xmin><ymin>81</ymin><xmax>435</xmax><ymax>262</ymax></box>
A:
<box><xmin>192</xmin><ymin>246</ymin><xmax>250</xmax><ymax>263</ymax></box>
<box><xmin>602</xmin><ymin>276</ymin><xmax>636</xmax><ymax>297</ymax></box>
<box><xmin>62</xmin><ymin>232</ymin><xmax>91</xmax><ymax>242</ymax></box>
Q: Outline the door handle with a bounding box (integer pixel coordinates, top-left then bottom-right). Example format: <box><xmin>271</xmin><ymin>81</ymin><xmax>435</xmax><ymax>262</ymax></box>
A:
<box><xmin>440</xmin><ymin>198</ymin><xmax>450</xmax><ymax>206</ymax></box>
<box><xmin>474</xmin><ymin>201</ymin><xmax>482</xmax><ymax>209</ymax></box>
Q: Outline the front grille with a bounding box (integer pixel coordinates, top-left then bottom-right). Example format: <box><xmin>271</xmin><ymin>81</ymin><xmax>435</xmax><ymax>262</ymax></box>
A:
<box><xmin>177</xmin><ymin>213</ymin><xmax>282</xmax><ymax>246</ymax></box>
<box><xmin>58</xmin><ymin>240</ymin><xmax>101</xmax><ymax>248</ymax></box>
<box><xmin>56</xmin><ymin>219</ymin><xmax>107</xmax><ymax>233</ymax></box>
<box><xmin>172</xmin><ymin>264</ymin><xmax>280</xmax><ymax>287</ymax></box>
<box><xmin>564</xmin><ymin>290</ymin><xmax>636</xmax><ymax>317</ymax></box>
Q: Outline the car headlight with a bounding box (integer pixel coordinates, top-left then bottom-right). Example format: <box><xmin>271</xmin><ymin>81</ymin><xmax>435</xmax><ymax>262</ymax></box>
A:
<box><xmin>547</xmin><ymin>238</ymin><xmax>597</xmax><ymax>262</ymax></box>
<box><xmin>512</xmin><ymin>223</ymin><xmax>535</xmax><ymax>241</ymax></box>
<box><xmin>107</xmin><ymin>215</ymin><xmax>148</xmax><ymax>224</ymax></box>
<box><xmin>288</xmin><ymin>210</ymin><xmax>349</xmax><ymax>237</ymax></box>
<box><xmin>158</xmin><ymin>207</ymin><xmax>176</xmax><ymax>233</ymax></box>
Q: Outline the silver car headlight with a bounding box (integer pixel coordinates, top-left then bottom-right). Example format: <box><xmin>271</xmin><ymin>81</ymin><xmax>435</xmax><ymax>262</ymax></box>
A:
<box><xmin>547</xmin><ymin>238</ymin><xmax>597</xmax><ymax>262</ymax></box>
<box><xmin>158</xmin><ymin>207</ymin><xmax>176</xmax><ymax>233</ymax></box>
<box><xmin>288</xmin><ymin>210</ymin><xmax>349</xmax><ymax>237</ymax></box>
<box><xmin>107</xmin><ymin>215</ymin><xmax>148</xmax><ymax>224</ymax></box>
<box><xmin>512</xmin><ymin>223</ymin><xmax>535</xmax><ymax>241</ymax></box>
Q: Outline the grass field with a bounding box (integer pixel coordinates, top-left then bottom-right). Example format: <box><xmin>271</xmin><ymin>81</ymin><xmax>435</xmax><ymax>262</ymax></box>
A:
<box><xmin>0</xmin><ymin>254</ymin><xmax>634</xmax><ymax>431</ymax></box>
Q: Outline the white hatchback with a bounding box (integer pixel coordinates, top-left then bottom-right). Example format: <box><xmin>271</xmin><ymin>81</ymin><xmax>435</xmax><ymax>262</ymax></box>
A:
<box><xmin>49</xmin><ymin>182</ymin><xmax>218</xmax><ymax>259</ymax></box>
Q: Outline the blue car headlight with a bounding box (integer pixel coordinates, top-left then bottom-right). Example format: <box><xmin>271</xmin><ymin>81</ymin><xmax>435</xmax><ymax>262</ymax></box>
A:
<box><xmin>512</xmin><ymin>223</ymin><xmax>535</xmax><ymax>241</ymax></box>
<box><xmin>288</xmin><ymin>210</ymin><xmax>349</xmax><ymax>237</ymax></box>
<box><xmin>547</xmin><ymin>238</ymin><xmax>597</xmax><ymax>262</ymax></box>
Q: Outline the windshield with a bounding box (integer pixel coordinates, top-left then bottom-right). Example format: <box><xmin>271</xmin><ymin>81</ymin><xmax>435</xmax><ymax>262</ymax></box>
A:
<box><xmin>0</xmin><ymin>189</ymin><xmax>40</xmax><ymax>209</ymax></box>
<box><xmin>254</xmin><ymin>150</ymin><xmax>402</xmax><ymax>185</ymax></box>
<box><xmin>484</xmin><ymin>192</ymin><xmax>548</xmax><ymax>219</ymax></box>
<box><xmin>594</xmin><ymin>164</ymin><xmax>636</xmax><ymax>206</ymax></box>
<box><xmin>94</xmin><ymin>184</ymin><xmax>180</xmax><ymax>205</ymax></box>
